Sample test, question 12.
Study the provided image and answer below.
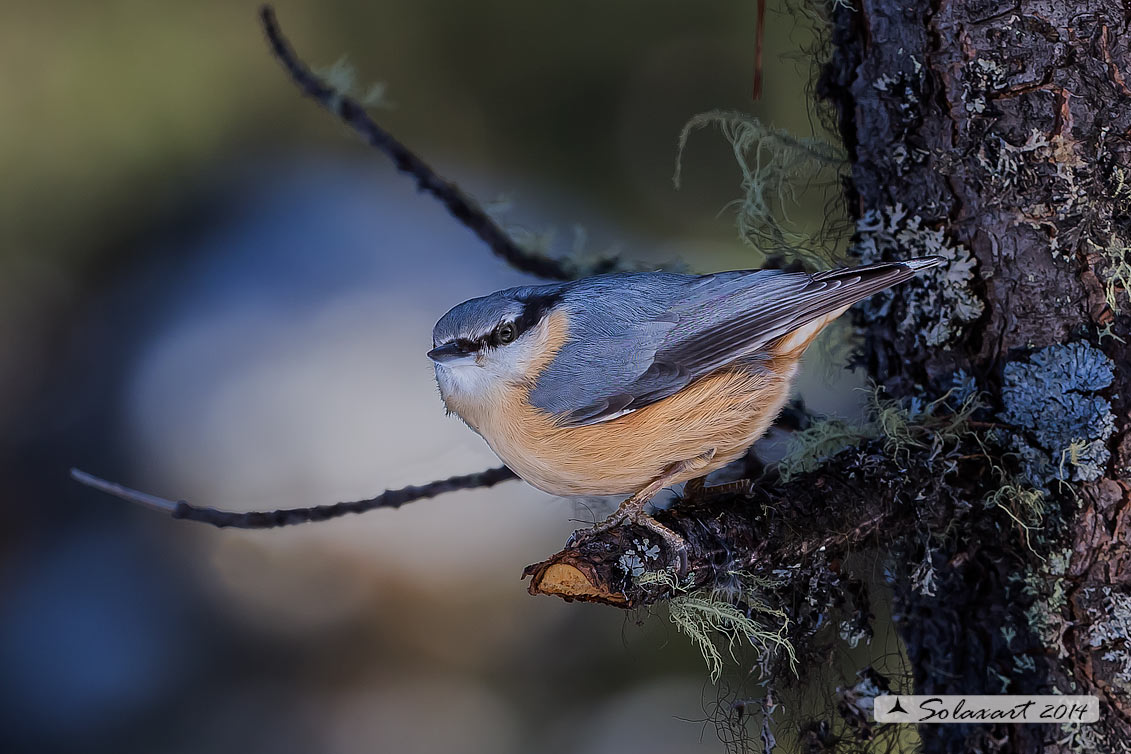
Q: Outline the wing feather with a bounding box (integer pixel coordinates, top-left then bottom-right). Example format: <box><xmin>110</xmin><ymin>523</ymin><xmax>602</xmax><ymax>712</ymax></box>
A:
<box><xmin>531</xmin><ymin>258</ymin><xmax>941</xmax><ymax>426</ymax></box>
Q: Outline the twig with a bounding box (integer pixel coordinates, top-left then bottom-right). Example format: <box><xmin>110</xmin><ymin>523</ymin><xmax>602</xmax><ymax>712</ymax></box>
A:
<box><xmin>258</xmin><ymin>5</ymin><xmax>589</xmax><ymax>281</ymax></box>
<box><xmin>71</xmin><ymin>465</ymin><xmax>517</xmax><ymax>529</ymax></box>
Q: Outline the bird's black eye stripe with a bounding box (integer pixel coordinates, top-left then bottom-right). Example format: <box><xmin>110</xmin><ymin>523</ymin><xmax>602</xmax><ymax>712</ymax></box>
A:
<box><xmin>452</xmin><ymin>291</ymin><xmax>564</xmax><ymax>352</ymax></box>
<box><xmin>513</xmin><ymin>292</ymin><xmax>562</xmax><ymax>337</ymax></box>
<box><xmin>475</xmin><ymin>292</ymin><xmax>564</xmax><ymax>349</ymax></box>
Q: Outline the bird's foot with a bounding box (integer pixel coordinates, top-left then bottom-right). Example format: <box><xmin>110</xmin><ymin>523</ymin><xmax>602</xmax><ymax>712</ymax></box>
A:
<box><xmin>571</xmin><ymin>504</ymin><xmax>689</xmax><ymax>575</ymax></box>
<box><xmin>566</xmin><ymin>455</ymin><xmax>715</xmax><ymax>574</ymax></box>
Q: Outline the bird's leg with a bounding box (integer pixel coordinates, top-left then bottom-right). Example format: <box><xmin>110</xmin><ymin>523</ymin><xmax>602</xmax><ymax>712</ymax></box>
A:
<box><xmin>576</xmin><ymin>450</ymin><xmax>717</xmax><ymax>570</ymax></box>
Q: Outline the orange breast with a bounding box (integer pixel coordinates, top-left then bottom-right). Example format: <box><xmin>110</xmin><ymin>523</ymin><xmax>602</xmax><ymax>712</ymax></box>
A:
<box><xmin>478</xmin><ymin>362</ymin><xmax>795</xmax><ymax>496</ymax></box>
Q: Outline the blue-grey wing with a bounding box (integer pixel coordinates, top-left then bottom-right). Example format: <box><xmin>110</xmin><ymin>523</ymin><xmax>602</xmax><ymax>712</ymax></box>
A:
<box><xmin>529</xmin><ymin>259</ymin><xmax>939</xmax><ymax>426</ymax></box>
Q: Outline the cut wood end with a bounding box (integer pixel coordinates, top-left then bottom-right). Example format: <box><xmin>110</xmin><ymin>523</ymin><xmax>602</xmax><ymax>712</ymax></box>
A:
<box><xmin>524</xmin><ymin>561</ymin><xmax>629</xmax><ymax>606</ymax></box>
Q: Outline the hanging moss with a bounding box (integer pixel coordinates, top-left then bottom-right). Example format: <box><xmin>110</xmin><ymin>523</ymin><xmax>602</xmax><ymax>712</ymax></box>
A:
<box><xmin>673</xmin><ymin>110</ymin><xmax>846</xmax><ymax>267</ymax></box>
<box><xmin>636</xmin><ymin>569</ymin><xmax>796</xmax><ymax>683</ymax></box>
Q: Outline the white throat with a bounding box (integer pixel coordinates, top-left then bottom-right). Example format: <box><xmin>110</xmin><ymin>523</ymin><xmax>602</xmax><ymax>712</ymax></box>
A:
<box><xmin>434</xmin><ymin>360</ymin><xmax>502</xmax><ymax>413</ymax></box>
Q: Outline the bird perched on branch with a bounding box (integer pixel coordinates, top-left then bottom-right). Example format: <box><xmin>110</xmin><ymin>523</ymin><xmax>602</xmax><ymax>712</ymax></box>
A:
<box><xmin>430</xmin><ymin>257</ymin><xmax>942</xmax><ymax>560</ymax></box>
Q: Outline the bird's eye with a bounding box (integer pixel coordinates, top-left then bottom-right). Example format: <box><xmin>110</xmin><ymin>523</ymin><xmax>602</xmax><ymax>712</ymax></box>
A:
<box><xmin>497</xmin><ymin>322</ymin><xmax>517</xmax><ymax>344</ymax></box>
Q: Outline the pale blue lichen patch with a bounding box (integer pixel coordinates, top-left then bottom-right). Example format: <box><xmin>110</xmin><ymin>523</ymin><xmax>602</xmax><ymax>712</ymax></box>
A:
<box><xmin>947</xmin><ymin>369</ymin><xmax>978</xmax><ymax>407</ymax></box>
<box><xmin>1087</xmin><ymin>235</ymin><xmax>1131</xmax><ymax>314</ymax></box>
<box><xmin>1086</xmin><ymin>586</ymin><xmax>1131</xmax><ymax>690</ymax></box>
<box><xmin>616</xmin><ymin>537</ymin><xmax>663</xmax><ymax>580</ymax></box>
<box><xmin>999</xmin><ymin>341</ymin><xmax>1116</xmax><ymax>485</ymax></box>
<box><xmin>854</xmin><ymin>204</ymin><xmax>984</xmax><ymax>347</ymax></box>
<box><xmin>1017</xmin><ymin>549</ymin><xmax>1072</xmax><ymax>652</ymax></box>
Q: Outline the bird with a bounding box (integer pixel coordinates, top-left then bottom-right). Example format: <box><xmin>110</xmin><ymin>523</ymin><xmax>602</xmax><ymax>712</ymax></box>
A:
<box><xmin>429</xmin><ymin>256</ymin><xmax>942</xmax><ymax>560</ymax></box>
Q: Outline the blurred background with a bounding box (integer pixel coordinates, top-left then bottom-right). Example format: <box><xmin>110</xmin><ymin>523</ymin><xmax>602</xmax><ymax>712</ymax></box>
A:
<box><xmin>0</xmin><ymin>1</ymin><xmax>879</xmax><ymax>751</ymax></box>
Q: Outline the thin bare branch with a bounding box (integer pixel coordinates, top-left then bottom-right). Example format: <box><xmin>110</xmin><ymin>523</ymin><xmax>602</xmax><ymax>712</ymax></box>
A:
<box><xmin>259</xmin><ymin>5</ymin><xmax>597</xmax><ymax>281</ymax></box>
<box><xmin>70</xmin><ymin>469</ymin><xmax>181</xmax><ymax>514</ymax></box>
<box><xmin>71</xmin><ymin>465</ymin><xmax>517</xmax><ymax>529</ymax></box>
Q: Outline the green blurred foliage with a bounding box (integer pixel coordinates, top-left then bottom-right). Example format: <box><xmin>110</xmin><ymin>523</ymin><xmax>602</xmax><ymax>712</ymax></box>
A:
<box><xmin>0</xmin><ymin>0</ymin><xmax>829</xmax><ymax>273</ymax></box>
<box><xmin>1</xmin><ymin>0</ymin><xmax>836</xmax><ymax>415</ymax></box>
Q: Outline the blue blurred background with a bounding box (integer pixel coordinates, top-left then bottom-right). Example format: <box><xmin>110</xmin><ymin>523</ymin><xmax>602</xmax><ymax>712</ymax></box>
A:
<box><xmin>0</xmin><ymin>1</ymin><xmax>865</xmax><ymax>751</ymax></box>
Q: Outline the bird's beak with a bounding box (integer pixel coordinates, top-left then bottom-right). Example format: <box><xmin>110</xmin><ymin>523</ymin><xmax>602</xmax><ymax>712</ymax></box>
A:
<box><xmin>428</xmin><ymin>342</ymin><xmax>475</xmax><ymax>366</ymax></box>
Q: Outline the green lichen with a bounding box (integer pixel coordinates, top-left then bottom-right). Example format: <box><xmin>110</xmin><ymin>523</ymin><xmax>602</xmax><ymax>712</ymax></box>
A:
<box><xmin>999</xmin><ymin>341</ymin><xmax>1117</xmax><ymax>486</ymax></box>
<box><xmin>1088</xmin><ymin>236</ymin><xmax>1131</xmax><ymax>314</ymax></box>
<box><xmin>638</xmin><ymin>569</ymin><xmax>796</xmax><ymax>682</ymax></box>
<box><xmin>1112</xmin><ymin>165</ymin><xmax>1131</xmax><ymax>218</ymax></box>
<box><xmin>673</xmin><ymin>110</ymin><xmax>846</xmax><ymax>267</ymax></box>
<box><xmin>854</xmin><ymin>204</ymin><xmax>984</xmax><ymax>347</ymax></box>
<box><xmin>779</xmin><ymin>380</ymin><xmax>1058</xmax><ymax>565</ymax></box>
<box><xmin>778</xmin><ymin>418</ymin><xmax>871</xmax><ymax>482</ymax></box>
<box><xmin>984</xmin><ymin>483</ymin><xmax>1047</xmax><ymax>554</ymax></box>
<box><xmin>778</xmin><ymin>380</ymin><xmax>985</xmax><ymax>482</ymax></box>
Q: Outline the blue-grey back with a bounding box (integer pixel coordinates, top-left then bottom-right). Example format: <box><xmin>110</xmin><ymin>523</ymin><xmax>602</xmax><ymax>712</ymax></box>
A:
<box><xmin>530</xmin><ymin>259</ymin><xmax>939</xmax><ymax>425</ymax></box>
<box><xmin>530</xmin><ymin>269</ymin><xmax>803</xmax><ymax>423</ymax></box>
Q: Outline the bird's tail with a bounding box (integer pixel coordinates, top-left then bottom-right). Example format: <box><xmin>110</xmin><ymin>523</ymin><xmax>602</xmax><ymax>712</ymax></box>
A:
<box><xmin>811</xmin><ymin>254</ymin><xmax>943</xmax><ymax>288</ymax></box>
<box><xmin>772</xmin><ymin>255</ymin><xmax>943</xmax><ymax>357</ymax></box>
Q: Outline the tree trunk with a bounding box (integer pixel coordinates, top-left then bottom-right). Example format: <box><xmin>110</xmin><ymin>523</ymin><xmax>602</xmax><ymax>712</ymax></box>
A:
<box><xmin>819</xmin><ymin>0</ymin><xmax>1131</xmax><ymax>750</ymax></box>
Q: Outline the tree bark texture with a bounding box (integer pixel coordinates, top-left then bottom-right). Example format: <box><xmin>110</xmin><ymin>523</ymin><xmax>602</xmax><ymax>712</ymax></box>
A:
<box><xmin>822</xmin><ymin>1</ymin><xmax>1131</xmax><ymax>751</ymax></box>
<box><xmin>527</xmin><ymin>1</ymin><xmax>1131</xmax><ymax>751</ymax></box>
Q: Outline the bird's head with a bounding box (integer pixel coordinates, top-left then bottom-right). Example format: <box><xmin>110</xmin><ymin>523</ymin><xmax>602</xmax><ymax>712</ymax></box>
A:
<box><xmin>429</xmin><ymin>287</ymin><xmax>565</xmax><ymax>407</ymax></box>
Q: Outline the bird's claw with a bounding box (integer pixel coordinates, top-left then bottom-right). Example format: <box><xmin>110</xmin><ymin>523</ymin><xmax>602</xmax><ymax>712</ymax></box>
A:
<box><xmin>569</xmin><ymin>509</ymin><xmax>689</xmax><ymax>575</ymax></box>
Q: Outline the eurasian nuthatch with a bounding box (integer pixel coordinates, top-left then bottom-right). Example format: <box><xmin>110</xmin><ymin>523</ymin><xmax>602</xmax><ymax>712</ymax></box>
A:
<box><xmin>429</xmin><ymin>257</ymin><xmax>942</xmax><ymax>555</ymax></box>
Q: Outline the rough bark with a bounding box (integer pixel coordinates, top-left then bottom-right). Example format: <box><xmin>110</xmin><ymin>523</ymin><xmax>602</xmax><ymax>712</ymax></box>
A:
<box><xmin>527</xmin><ymin>1</ymin><xmax>1131</xmax><ymax>751</ymax></box>
<box><xmin>828</xmin><ymin>1</ymin><xmax>1131</xmax><ymax>750</ymax></box>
